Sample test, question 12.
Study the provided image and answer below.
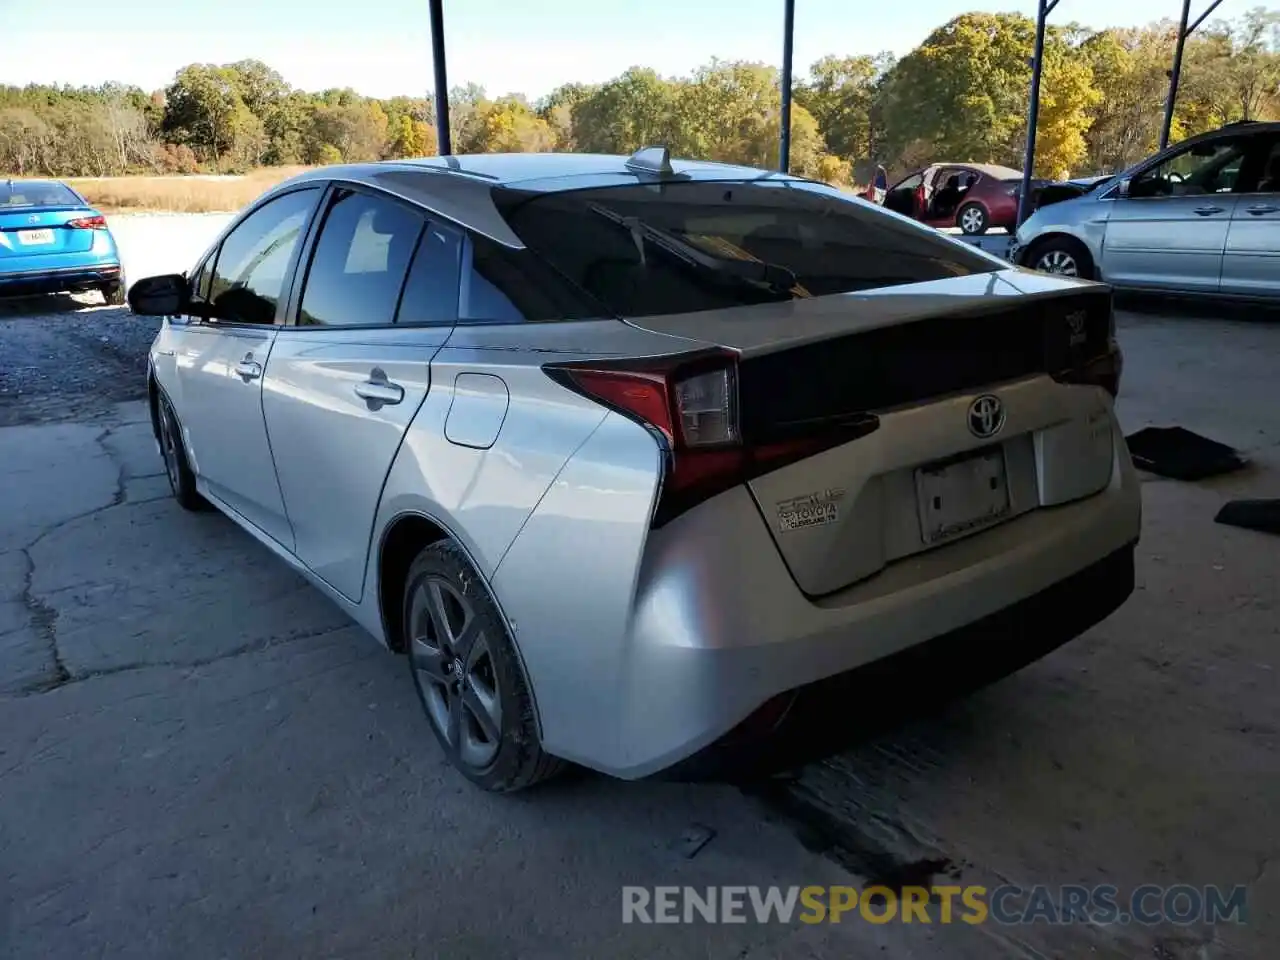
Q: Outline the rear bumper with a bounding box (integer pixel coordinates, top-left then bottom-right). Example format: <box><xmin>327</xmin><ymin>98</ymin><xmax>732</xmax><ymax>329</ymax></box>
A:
<box><xmin>666</xmin><ymin>540</ymin><xmax>1135</xmax><ymax>780</ymax></box>
<box><xmin>0</xmin><ymin>262</ymin><xmax>122</xmax><ymax>296</ymax></box>
<box><xmin>594</xmin><ymin>421</ymin><xmax>1141</xmax><ymax>779</ymax></box>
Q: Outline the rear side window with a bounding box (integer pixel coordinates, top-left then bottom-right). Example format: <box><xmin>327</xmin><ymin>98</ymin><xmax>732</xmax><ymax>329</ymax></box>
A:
<box><xmin>298</xmin><ymin>189</ymin><xmax>425</xmax><ymax>327</ymax></box>
<box><xmin>459</xmin><ymin>233</ymin><xmax>602</xmax><ymax>324</ymax></box>
<box><xmin>395</xmin><ymin>223</ymin><xmax>462</xmax><ymax>325</ymax></box>
<box><xmin>209</xmin><ymin>187</ymin><xmax>319</xmax><ymax>325</ymax></box>
<box><xmin>493</xmin><ymin>179</ymin><xmax>999</xmax><ymax>320</ymax></box>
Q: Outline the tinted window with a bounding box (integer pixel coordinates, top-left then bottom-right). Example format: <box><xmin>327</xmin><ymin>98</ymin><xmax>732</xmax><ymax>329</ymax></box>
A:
<box><xmin>494</xmin><ymin>179</ymin><xmax>997</xmax><ymax>319</ymax></box>
<box><xmin>298</xmin><ymin>189</ymin><xmax>424</xmax><ymax>327</ymax></box>
<box><xmin>1253</xmin><ymin>138</ymin><xmax>1280</xmax><ymax>193</ymax></box>
<box><xmin>395</xmin><ymin>223</ymin><xmax>462</xmax><ymax>325</ymax></box>
<box><xmin>209</xmin><ymin>188</ymin><xmax>318</xmax><ymax>324</ymax></box>
<box><xmin>459</xmin><ymin>233</ymin><xmax>601</xmax><ymax>323</ymax></box>
<box><xmin>0</xmin><ymin>180</ymin><xmax>80</xmax><ymax>208</ymax></box>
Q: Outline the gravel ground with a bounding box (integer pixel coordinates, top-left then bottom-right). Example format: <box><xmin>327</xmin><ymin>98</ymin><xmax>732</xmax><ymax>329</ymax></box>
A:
<box><xmin>0</xmin><ymin>294</ymin><xmax>160</xmax><ymax>427</ymax></box>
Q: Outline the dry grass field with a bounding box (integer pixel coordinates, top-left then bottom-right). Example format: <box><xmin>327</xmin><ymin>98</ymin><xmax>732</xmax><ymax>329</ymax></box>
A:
<box><xmin>64</xmin><ymin>166</ymin><xmax>313</xmax><ymax>213</ymax></box>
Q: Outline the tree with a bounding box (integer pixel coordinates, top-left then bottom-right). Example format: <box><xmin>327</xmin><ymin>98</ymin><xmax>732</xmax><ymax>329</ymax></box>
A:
<box><xmin>307</xmin><ymin>101</ymin><xmax>388</xmax><ymax>163</ymax></box>
<box><xmin>162</xmin><ymin>64</ymin><xmax>257</xmax><ymax>170</ymax></box>
<box><xmin>572</xmin><ymin>68</ymin><xmax>680</xmax><ymax>154</ymax></box>
<box><xmin>795</xmin><ymin>53</ymin><xmax>892</xmax><ymax>162</ymax></box>
<box><xmin>385</xmin><ymin>114</ymin><xmax>436</xmax><ymax>158</ymax></box>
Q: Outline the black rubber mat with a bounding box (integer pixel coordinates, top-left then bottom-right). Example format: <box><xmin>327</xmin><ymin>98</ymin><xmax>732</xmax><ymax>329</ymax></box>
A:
<box><xmin>1124</xmin><ymin>426</ymin><xmax>1248</xmax><ymax>481</ymax></box>
<box><xmin>1214</xmin><ymin>499</ymin><xmax>1280</xmax><ymax>536</ymax></box>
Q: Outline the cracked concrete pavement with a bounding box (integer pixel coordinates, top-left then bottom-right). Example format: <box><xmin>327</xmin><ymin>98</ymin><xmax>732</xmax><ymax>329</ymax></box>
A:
<box><xmin>1</xmin><ymin>298</ymin><xmax>1278</xmax><ymax>959</ymax></box>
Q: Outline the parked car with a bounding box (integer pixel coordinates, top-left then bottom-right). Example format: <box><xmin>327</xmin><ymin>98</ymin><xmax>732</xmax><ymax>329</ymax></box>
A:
<box><xmin>1011</xmin><ymin>121</ymin><xmax>1280</xmax><ymax>299</ymax></box>
<box><xmin>883</xmin><ymin>162</ymin><xmax>1038</xmax><ymax>234</ymax></box>
<box><xmin>1031</xmin><ymin>174</ymin><xmax>1114</xmax><ymax>212</ymax></box>
<box><xmin>128</xmin><ymin>148</ymin><xmax>1140</xmax><ymax>792</ymax></box>
<box><xmin>0</xmin><ymin>179</ymin><xmax>125</xmax><ymax>303</ymax></box>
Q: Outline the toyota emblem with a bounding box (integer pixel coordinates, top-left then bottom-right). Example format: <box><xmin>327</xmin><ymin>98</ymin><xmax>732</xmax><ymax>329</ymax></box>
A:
<box><xmin>967</xmin><ymin>394</ymin><xmax>1005</xmax><ymax>439</ymax></box>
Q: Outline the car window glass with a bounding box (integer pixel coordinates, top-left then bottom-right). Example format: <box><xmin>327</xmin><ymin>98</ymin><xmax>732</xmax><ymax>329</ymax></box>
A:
<box><xmin>459</xmin><ymin>233</ymin><xmax>601</xmax><ymax>324</ymax></box>
<box><xmin>395</xmin><ymin>223</ymin><xmax>462</xmax><ymax>325</ymax></box>
<box><xmin>1253</xmin><ymin>139</ymin><xmax>1280</xmax><ymax>193</ymax></box>
<box><xmin>493</xmin><ymin>178</ymin><xmax>997</xmax><ymax>319</ymax></box>
<box><xmin>298</xmin><ymin>189</ymin><xmax>424</xmax><ymax>327</ymax></box>
<box><xmin>1129</xmin><ymin>138</ymin><xmax>1248</xmax><ymax>198</ymax></box>
<box><xmin>190</xmin><ymin>258</ymin><xmax>213</xmax><ymax>303</ymax></box>
<box><xmin>893</xmin><ymin>173</ymin><xmax>923</xmax><ymax>190</ymax></box>
<box><xmin>209</xmin><ymin>188</ymin><xmax>318</xmax><ymax>324</ymax></box>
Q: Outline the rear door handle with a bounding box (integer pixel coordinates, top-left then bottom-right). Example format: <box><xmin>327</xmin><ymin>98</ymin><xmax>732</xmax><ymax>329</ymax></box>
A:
<box><xmin>1193</xmin><ymin>205</ymin><xmax>1224</xmax><ymax>216</ymax></box>
<box><xmin>235</xmin><ymin>357</ymin><xmax>263</xmax><ymax>381</ymax></box>
<box><xmin>354</xmin><ymin>368</ymin><xmax>404</xmax><ymax>409</ymax></box>
<box><xmin>1246</xmin><ymin>204</ymin><xmax>1279</xmax><ymax>215</ymax></box>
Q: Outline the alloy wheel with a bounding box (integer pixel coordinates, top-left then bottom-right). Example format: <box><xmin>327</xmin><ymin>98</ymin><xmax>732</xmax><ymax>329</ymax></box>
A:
<box><xmin>408</xmin><ymin>576</ymin><xmax>503</xmax><ymax>770</ymax></box>
<box><xmin>1035</xmin><ymin>249</ymin><xmax>1079</xmax><ymax>276</ymax></box>
<box><xmin>159</xmin><ymin>405</ymin><xmax>181</xmax><ymax>494</ymax></box>
<box><xmin>961</xmin><ymin>206</ymin><xmax>985</xmax><ymax>233</ymax></box>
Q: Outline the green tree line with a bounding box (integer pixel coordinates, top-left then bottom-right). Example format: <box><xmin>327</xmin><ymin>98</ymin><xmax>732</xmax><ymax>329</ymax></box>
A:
<box><xmin>2</xmin><ymin>9</ymin><xmax>1277</xmax><ymax>183</ymax></box>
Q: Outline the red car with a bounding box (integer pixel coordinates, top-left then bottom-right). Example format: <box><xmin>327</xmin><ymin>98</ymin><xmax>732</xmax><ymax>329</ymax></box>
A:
<box><xmin>882</xmin><ymin>163</ymin><xmax>1028</xmax><ymax>235</ymax></box>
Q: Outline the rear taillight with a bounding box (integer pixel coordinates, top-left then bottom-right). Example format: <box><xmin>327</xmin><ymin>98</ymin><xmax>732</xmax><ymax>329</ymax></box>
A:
<box><xmin>1054</xmin><ymin>338</ymin><xmax>1123</xmax><ymax>398</ymax></box>
<box><xmin>545</xmin><ymin>350</ymin><xmax>872</xmax><ymax>526</ymax></box>
<box><xmin>65</xmin><ymin>215</ymin><xmax>108</xmax><ymax>230</ymax></box>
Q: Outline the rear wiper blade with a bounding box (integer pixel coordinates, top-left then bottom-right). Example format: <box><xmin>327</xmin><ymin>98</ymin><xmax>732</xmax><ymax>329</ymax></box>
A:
<box><xmin>587</xmin><ymin>203</ymin><xmax>804</xmax><ymax>296</ymax></box>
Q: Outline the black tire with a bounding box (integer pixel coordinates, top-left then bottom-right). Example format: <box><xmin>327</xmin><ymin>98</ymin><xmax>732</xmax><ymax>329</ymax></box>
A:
<box><xmin>404</xmin><ymin>541</ymin><xmax>563</xmax><ymax>792</ymax></box>
<box><xmin>157</xmin><ymin>394</ymin><xmax>209</xmax><ymax>511</ymax></box>
<box><xmin>1027</xmin><ymin>235</ymin><xmax>1095</xmax><ymax>280</ymax></box>
<box><xmin>101</xmin><ymin>280</ymin><xmax>126</xmax><ymax>306</ymax></box>
<box><xmin>957</xmin><ymin>202</ymin><xmax>989</xmax><ymax>235</ymax></box>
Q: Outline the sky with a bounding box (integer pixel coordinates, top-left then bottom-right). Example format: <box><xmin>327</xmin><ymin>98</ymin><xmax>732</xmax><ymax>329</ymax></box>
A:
<box><xmin>1</xmin><ymin>0</ymin><xmax>1214</xmax><ymax>101</ymax></box>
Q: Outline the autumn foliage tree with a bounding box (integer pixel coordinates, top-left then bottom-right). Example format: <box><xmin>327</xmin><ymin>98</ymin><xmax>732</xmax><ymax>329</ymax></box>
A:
<box><xmin>2</xmin><ymin>9</ymin><xmax>1277</xmax><ymax>183</ymax></box>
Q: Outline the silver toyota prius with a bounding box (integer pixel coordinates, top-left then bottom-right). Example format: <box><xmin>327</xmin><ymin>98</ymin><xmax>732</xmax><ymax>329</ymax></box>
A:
<box><xmin>128</xmin><ymin>148</ymin><xmax>1142</xmax><ymax>792</ymax></box>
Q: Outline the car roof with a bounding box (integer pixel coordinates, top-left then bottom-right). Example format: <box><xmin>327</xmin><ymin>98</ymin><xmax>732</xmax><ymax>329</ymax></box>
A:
<box><xmin>286</xmin><ymin>152</ymin><xmax>802</xmax><ymax>190</ymax></box>
<box><xmin>267</xmin><ymin>152</ymin><xmax>808</xmax><ymax>248</ymax></box>
<box><xmin>929</xmin><ymin>163</ymin><xmax>1023</xmax><ymax>180</ymax></box>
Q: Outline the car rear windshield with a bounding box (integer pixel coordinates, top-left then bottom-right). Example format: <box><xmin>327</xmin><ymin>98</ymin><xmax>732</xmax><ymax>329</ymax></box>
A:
<box><xmin>492</xmin><ymin>178</ymin><xmax>1000</xmax><ymax>320</ymax></box>
<box><xmin>0</xmin><ymin>181</ymin><xmax>81</xmax><ymax>208</ymax></box>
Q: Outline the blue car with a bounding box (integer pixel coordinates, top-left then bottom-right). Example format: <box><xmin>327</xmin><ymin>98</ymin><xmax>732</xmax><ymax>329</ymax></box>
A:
<box><xmin>0</xmin><ymin>179</ymin><xmax>125</xmax><ymax>304</ymax></box>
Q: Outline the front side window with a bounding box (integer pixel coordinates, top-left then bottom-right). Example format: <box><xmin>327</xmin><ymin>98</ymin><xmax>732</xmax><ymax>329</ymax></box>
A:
<box><xmin>494</xmin><ymin>178</ymin><xmax>997</xmax><ymax>320</ymax></box>
<box><xmin>297</xmin><ymin>189</ymin><xmax>425</xmax><ymax>327</ymax></box>
<box><xmin>209</xmin><ymin>188</ymin><xmax>319</xmax><ymax>325</ymax></box>
<box><xmin>1129</xmin><ymin>137</ymin><xmax>1249</xmax><ymax>198</ymax></box>
<box><xmin>1253</xmin><ymin>138</ymin><xmax>1280</xmax><ymax>193</ymax></box>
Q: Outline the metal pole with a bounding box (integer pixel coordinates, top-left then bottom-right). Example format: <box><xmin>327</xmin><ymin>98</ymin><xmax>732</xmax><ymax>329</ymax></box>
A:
<box><xmin>429</xmin><ymin>0</ymin><xmax>451</xmax><ymax>156</ymax></box>
<box><xmin>1016</xmin><ymin>0</ymin><xmax>1049</xmax><ymax>227</ymax></box>
<box><xmin>779</xmin><ymin>0</ymin><xmax>795</xmax><ymax>172</ymax></box>
<box><xmin>1161</xmin><ymin>0</ymin><xmax>1192</xmax><ymax>151</ymax></box>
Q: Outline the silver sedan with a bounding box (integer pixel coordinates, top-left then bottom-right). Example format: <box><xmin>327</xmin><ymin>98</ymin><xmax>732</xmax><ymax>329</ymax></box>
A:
<box><xmin>1012</xmin><ymin>121</ymin><xmax>1280</xmax><ymax>300</ymax></box>
<box><xmin>128</xmin><ymin>149</ymin><xmax>1141</xmax><ymax>791</ymax></box>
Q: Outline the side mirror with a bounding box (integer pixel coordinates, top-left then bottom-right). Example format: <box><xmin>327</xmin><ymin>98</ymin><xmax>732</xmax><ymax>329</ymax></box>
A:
<box><xmin>1115</xmin><ymin>178</ymin><xmax>1131</xmax><ymax>198</ymax></box>
<box><xmin>127</xmin><ymin>273</ymin><xmax>189</xmax><ymax>317</ymax></box>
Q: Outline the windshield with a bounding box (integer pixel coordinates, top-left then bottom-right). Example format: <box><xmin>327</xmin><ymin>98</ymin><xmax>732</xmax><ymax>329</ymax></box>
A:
<box><xmin>493</xmin><ymin>178</ymin><xmax>1000</xmax><ymax>320</ymax></box>
<box><xmin>0</xmin><ymin>181</ymin><xmax>81</xmax><ymax>208</ymax></box>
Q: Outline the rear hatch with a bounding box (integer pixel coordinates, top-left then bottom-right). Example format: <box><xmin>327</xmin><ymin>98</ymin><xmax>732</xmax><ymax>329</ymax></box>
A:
<box><xmin>492</xmin><ymin>173</ymin><xmax>1117</xmax><ymax>595</ymax></box>
<box><xmin>0</xmin><ymin>182</ymin><xmax>98</xmax><ymax>262</ymax></box>
<box><xmin>630</xmin><ymin>281</ymin><xmax>1116</xmax><ymax>595</ymax></box>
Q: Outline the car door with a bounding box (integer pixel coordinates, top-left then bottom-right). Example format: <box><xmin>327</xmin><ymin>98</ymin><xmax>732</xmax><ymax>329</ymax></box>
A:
<box><xmin>1220</xmin><ymin>134</ymin><xmax>1280</xmax><ymax>298</ymax></box>
<box><xmin>260</xmin><ymin>184</ymin><xmax>460</xmax><ymax>602</ymax></box>
<box><xmin>884</xmin><ymin>171</ymin><xmax>924</xmax><ymax>219</ymax></box>
<box><xmin>1100</xmin><ymin>134</ymin><xmax>1251</xmax><ymax>292</ymax></box>
<box><xmin>170</xmin><ymin>185</ymin><xmax>323</xmax><ymax>547</ymax></box>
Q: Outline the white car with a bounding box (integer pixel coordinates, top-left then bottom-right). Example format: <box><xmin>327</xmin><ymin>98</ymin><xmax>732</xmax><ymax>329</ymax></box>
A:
<box><xmin>128</xmin><ymin>148</ymin><xmax>1142</xmax><ymax>791</ymax></box>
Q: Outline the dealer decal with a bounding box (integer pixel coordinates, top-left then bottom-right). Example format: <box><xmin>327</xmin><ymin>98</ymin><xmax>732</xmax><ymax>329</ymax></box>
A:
<box><xmin>776</xmin><ymin>488</ymin><xmax>846</xmax><ymax>532</ymax></box>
